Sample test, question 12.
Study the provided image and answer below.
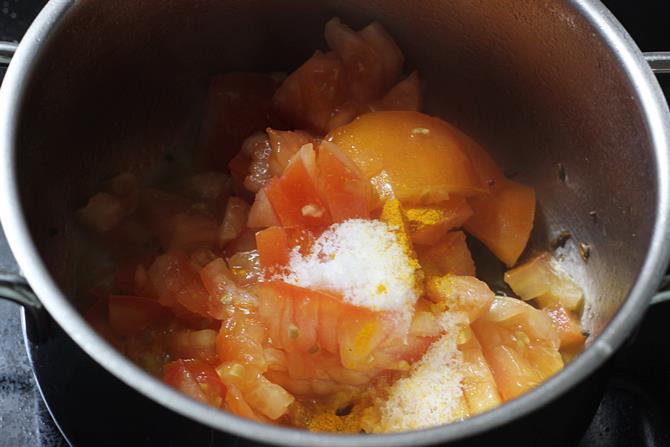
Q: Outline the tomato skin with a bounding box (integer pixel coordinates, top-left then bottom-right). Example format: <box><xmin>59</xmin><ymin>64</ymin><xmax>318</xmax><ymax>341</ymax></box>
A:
<box><xmin>264</xmin><ymin>145</ymin><xmax>332</xmax><ymax>230</ymax></box>
<box><xmin>164</xmin><ymin>359</ymin><xmax>226</xmax><ymax>407</ymax></box>
<box><xmin>108</xmin><ymin>295</ymin><xmax>169</xmax><ymax>337</ymax></box>
<box><xmin>317</xmin><ymin>142</ymin><xmax>372</xmax><ymax>222</ymax></box>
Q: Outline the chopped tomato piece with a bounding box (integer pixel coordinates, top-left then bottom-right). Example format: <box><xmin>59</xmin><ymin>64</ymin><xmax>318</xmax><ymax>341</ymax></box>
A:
<box><xmin>543</xmin><ymin>304</ymin><xmax>586</xmax><ymax>348</ymax></box>
<box><xmin>248</xmin><ymin>188</ymin><xmax>280</xmax><ymax>228</ymax></box>
<box><xmin>168</xmin><ymin>329</ymin><xmax>219</xmax><ymax>364</ymax></box>
<box><xmin>162</xmin><ymin>212</ymin><xmax>219</xmax><ymax>251</ymax></box>
<box><xmin>225</xmin><ymin>384</ymin><xmax>263</xmax><ymax>421</ymax></box>
<box><xmin>222</xmin><ymin>228</ymin><xmax>257</xmax><ymax>257</ymax></box>
<box><xmin>472</xmin><ymin>297</ymin><xmax>563</xmax><ymax>401</ymax></box>
<box><xmin>217</xmin><ymin>310</ymin><xmax>267</xmax><ymax>370</ymax></box>
<box><xmin>272</xmin><ymin>51</ymin><xmax>348</xmax><ymax>133</ymax></box>
<box><xmin>317</xmin><ymin>142</ymin><xmax>372</xmax><ymax>222</ymax></box>
<box><xmin>254</xmin><ymin>282</ymin><xmax>393</xmax><ymax>370</ymax></box>
<box><xmin>416</xmin><ymin>231</ymin><xmax>476</xmax><ymax>277</ymax></box>
<box><xmin>266</xmin><ymin>128</ymin><xmax>313</xmax><ymax>175</ymax></box>
<box><xmin>356</xmin><ymin>21</ymin><xmax>404</xmax><ymax>91</ymax></box>
<box><xmin>324</xmin><ymin>18</ymin><xmax>387</xmax><ymax>103</ymax></box>
<box><xmin>256</xmin><ymin>226</ymin><xmax>313</xmax><ymax>270</ymax></box>
<box><xmin>219</xmin><ymin>197</ymin><xmax>250</xmax><ymax>246</ymax></box>
<box><xmin>328</xmin><ymin>111</ymin><xmax>483</xmax><ymax>205</ymax></box>
<box><xmin>465</xmin><ymin>179</ymin><xmax>536</xmax><ymax>267</ymax></box>
<box><xmin>256</xmin><ymin>226</ymin><xmax>290</xmax><ymax>268</ymax></box>
<box><xmin>458</xmin><ymin>326</ymin><xmax>502</xmax><ymax>415</ymax></box>
<box><xmin>426</xmin><ymin>275</ymin><xmax>494</xmax><ymax>322</ymax></box>
<box><xmin>164</xmin><ymin>359</ymin><xmax>226</xmax><ymax>407</ymax></box>
<box><xmin>264</xmin><ymin>145</ymin><xmax>332</xmax><ymax>229</ymax></box>
<box><xmin>108</xmin><ymin>295</ymin><xmax>169</xmax><ymax>337</ymax></box>
<box><xmin>504</xmin><ymin>252</ymin><xmax>584</xmax><ymax>311</ymax></box>
<box><xmin>198</xmin><ymin>73</ymin><xmax>279</xmax><ymax>171</ymax></box>
<box><xmin>76</xmin><ymin>192</ymin><xmax>126</xmax><ymax>234</ymax></box>
<box><xmin>405</xmin><ymin>197</ymin><xmax>473</xmax><ymax>246</ymax></box>
<box><xmin>377</xmin><ymin>71</ymin><xmax>422</xmax><ymax>112</ymax></box>
<box><xmin>148</xmin><ymin>251</ymin><xmax>211</xmax><ymax>316</ymax></box>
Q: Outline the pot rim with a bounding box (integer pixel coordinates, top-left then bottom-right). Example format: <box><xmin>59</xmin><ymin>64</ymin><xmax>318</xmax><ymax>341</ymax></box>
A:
<box><xmin>1</xmin><ymin>0</ymin><xmax>669</xmax><ymax>445</ymax></box>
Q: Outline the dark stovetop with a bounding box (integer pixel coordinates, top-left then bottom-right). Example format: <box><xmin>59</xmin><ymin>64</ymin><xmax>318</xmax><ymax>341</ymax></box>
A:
<box><xmin>1</xmin><ymin>1</ymin><xmax>670</xmax><ymax>446</ymax></box>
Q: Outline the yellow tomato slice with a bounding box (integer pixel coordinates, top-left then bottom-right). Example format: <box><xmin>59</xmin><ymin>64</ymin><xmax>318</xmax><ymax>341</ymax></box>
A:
<box><xmin>327</xmin><ymin>111</ymin><xmax>484</xmax><ymax>205</ymax></box>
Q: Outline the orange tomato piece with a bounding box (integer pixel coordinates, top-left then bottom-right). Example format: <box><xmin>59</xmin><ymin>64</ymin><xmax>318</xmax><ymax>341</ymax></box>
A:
<box><xmin>416</xmin><ymin>231</ymin><xmax>476</xmax><ymax>277</ymax></box>
<box><xmin>255</xmin><ymin>226</ymin><xmax>314</xmax><ymax>270</ymax></box>
<box><xmin>327</xmin><ymin>111</ymin><xmax>483</xmax><ymax>204</ymax></box>
<box><xmin>108</xmin><ymin>295</ymin><xmax>169</xmax><ymax>337</ymax></box>
<box><xmin>265</xmin><ymin>145</ymin><xmax>332</xmax><ymax>229</ymax></box>
<box><xmin>464</xmin><ymin>179</ymin><xmax>536</xmax><ymax>267</ymax></box>
<box><xmin>317</xmin><ymin>142</ymin><xmax>372</xmax><ymax>222</ymax></box>
<box><xmin>272</xmin><ymin>51</ymin><xmax>348</xmax><ymax>133</ymax></box>
<box><xmin>405</xmin><ymin>197</ymin><xmax>473</xmax><ymax>246</ymax></box>
<box><xmin>164</xmin><ymin>359</ymin><xmax>227</xmax><ymax>407</ymax></box>
<box><xmin>256</xmin><ymin>226</ymin><xmax>291</xmax><ymax>268</ymax></box>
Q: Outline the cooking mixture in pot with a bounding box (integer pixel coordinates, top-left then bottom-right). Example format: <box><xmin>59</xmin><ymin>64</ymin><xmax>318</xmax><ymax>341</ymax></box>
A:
<box><xmin>78</xmin><ymin>19</ymin><xmax>586</xmax><ymax>433</ymax></box>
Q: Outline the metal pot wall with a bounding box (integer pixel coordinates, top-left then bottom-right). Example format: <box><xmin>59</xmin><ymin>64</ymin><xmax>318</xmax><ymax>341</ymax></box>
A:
<box><xmin>1</xmin><ymin>0</ymin><xmax>670</xmax><ymax>445</ymax></box>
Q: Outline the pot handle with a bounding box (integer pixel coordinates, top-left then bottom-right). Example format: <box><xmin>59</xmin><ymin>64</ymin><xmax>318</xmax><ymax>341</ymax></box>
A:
<box><xmin>644</xmin><ymin>51</ymin><xmax>670</xmax><ymax>303</ymax></box>
<box><xmin>0</xmin><ymin>42</ymin><xmax>42</xmax><ymax>312</ymax></box>
<box><xmin>644</xmin><ymin>52</ymin><xmax>670</xmax><ymax>74</ymax></box>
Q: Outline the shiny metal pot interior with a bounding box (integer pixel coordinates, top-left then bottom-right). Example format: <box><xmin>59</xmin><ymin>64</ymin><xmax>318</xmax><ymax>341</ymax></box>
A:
<box><xmin>1</xmin><ymin>0</ymin><xmax>669</xmax><ymax>445</ymax></box>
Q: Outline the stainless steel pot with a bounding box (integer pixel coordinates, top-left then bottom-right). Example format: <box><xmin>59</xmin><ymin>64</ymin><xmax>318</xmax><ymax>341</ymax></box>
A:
<box><xmin>1</xmin><ymin>1</ymin><xmax>670</xmax><ymax>445</ymax></box>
